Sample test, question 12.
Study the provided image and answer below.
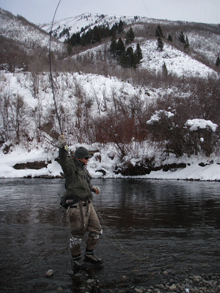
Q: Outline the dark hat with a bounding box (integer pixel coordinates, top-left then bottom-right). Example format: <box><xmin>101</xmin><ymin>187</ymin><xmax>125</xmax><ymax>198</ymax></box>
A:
<box><xmin>74</xmin><ymin>147</ymin><xmax>91</xmax><ymax>159</ymax></box>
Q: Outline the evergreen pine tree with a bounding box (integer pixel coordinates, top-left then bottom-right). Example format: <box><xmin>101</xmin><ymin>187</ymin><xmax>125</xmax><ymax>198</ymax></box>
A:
<box><xmin>110</xmin><ymin>23</ymin><xmax>118</xmax><ymax>36</ymax></box>
<box><xmin>116</xmin><ymin>38</ymin><xmax>125</xmax><ymax>57</ymax></box>
<box><xmin>125</xmin><ymin>27</ymin><xmax>135</xmax><ymax>44</ymax></box>
<box><xmin>216</xmin><ymin>56</ymin><xmax>220</xmax><ymax>66</ymax></box>
<box><xmin>68</xmin><ymin>32</ymin><xmax>81</xmax><ymax>46</ymax></box>
<box><xmin>155</xmin><ymin>25</ymin><xmax>164</xmax><ymax>38</ymax></box>
<box><xmin>179</xmin><ymin>31</ymin><xmax>186</xmax><ymax>43</ymax></box>
<box><xmin>92</xmin><ymin>26</ymin><xmax>101</xmax><ymax>43</ymax></box>
<box><xmin>119</xmin><ymin>52</ymin><xmax>127</xmax><ymax>68</ymax></box>
<box><xmin>120</xmin><ymin>47</ymin><xmax>136</xmax><ymax>68</ymax></box>
<box><xmin>126</xmin><ymin>46</ymin><xmax>136</xmax><ymax>68</ymax></box>
<box><xmin>80</xmin><ymin>34</ymin><xmax>86</xmax><ymax>46</ymax></box>
<box><xmin>110</xmin><ymin>34</ymin><xmax>117</xmax><ymax>56</ymax></box>
<box><xmin>134</xmin><ymin>43</ymin><xmax>143</xmax><ymax>64</ymax></box>
<box><xmin>157</xmin><ymin>37</ymin><xmax>164</xmax><ymax>51</ymax></box>
<box><xmin>167</xmin><ymin>34</ymin><xmax>173</xmax><ymax>42</ymax></box>
<box><xmin>184</xmin><ymin>36</ymin><xmax>189</xmax><ymax>49</ymax></box>
<box><xmin>162</xmin><ymin>62</ymin><xmax>168</xmax><ymax>76</ymax></box>
<box><xmin>117</xmin><ymin>20</ymin><xmax>124</xmax><ymax>34</ymax></box>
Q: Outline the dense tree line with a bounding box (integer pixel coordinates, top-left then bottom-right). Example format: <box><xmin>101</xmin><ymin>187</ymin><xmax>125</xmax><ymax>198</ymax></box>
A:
<box><xmin>110</xmin><ymin>28</ymin><xmax>143</xmax><ymax>68</ymax></box>
<box><xmin>65</xmin><ymin>20</ymin><xmax>124</xmax><ymax>47</ymax></box>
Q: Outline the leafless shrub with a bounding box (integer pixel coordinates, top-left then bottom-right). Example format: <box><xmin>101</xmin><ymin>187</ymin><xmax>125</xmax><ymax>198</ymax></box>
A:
<box><xmin>145</xmin><ymin>76</ymin><xmax>220</xmax><ymax>157</ymax></box>
<box><xmin>184</xmin><ymin>123</ymin><xmax>218</xmax><ymax>157</ymax></box>
<box><xmin>0</xmin><ymin>93</ymin><xmax>32</xmax><ymax>144</ymax></box>
<box><xmin>0</xmin><ymin>35</ymin><xmax>30</xmax><ymax>71</ymax></box>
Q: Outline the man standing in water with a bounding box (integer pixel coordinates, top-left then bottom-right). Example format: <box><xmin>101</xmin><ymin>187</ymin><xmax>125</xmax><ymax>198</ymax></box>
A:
<box><xmin>58</xmin><ymin>135</ymin><xmax>103</xmax><ymax>272</ymax></box>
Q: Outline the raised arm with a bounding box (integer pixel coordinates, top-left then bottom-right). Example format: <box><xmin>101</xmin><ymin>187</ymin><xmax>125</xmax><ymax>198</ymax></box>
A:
<box><xmin>58</xmin><ymin>135</ymin><xmax>72</xmax><ymax>175</ymax></box>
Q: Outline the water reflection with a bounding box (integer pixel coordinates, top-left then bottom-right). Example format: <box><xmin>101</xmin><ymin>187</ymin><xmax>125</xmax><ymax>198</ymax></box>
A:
<box><xmin>1</xmin><ymin>178</ymin><xmax>220</xmax><ymax>229</ymax></box>
<box><xmin>93</xmin><ymin>179</ymin><xmax>220</xmax><ymax>231</ymax></box>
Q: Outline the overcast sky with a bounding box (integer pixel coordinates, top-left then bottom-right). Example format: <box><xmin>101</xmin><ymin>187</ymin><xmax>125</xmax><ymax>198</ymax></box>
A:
<box><xmin>0</xmin><ymin>0</ymin><xmax>219</xmax><ymax>25</ymax></box>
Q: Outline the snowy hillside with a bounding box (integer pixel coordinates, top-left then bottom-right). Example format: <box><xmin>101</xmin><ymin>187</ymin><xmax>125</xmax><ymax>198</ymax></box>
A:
<box><xmin>1</xmin><ymin>67</ymin><xmax>220</xmax><ymax>179</ymax></box>
<box><xmin>139</xmin><ymin>40</ymin><xmax>217</xmax><ymax>78</ymax></box>
<box><xmin>40</xmin><ymin>12</ymin><xmax>220</xmax><ymax>67</ymax></box>
<box><xmin>72</xmin><ymin>39</ymin><xmax>218</xmax><ymax>78</ymax></box>
<box><xmin>0</xmin><ymin>9</ymin><xmax>220</xmax><ymax>180</ymax></box>
<box><xmin>1</xmin><ymin>8</ymin><xmax>219</xmax><ymax>76</ymax></box>
<box><xmin>40</xmin><ymin>13</ymin><xmax>177</xmax><ymax>39</ymax></box>
<box><xmin>187</xmin><ymin>31</ymin><xmax>220</xmax><ymax>63</ymax></box>
<box><xmin>0</xmin><ymin>8</ymin><xmax>64</xmax><ymax>53</ymax></box>
<box><xmin>0</xmin><ymin>70</ymin><xmax>161</xmax><ymax>123</ymax></box>
<box><xmin>40</xmin><ymin>13</ymin><xmax>139</xmax><ymax>41</ymax></box>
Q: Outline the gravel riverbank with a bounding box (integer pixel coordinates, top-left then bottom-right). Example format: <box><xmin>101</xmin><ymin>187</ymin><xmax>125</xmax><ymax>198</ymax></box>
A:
<box><xmin>68</xmin><ymin>270</ymin><xmax>220</xmax><ymax>293</ymax></box>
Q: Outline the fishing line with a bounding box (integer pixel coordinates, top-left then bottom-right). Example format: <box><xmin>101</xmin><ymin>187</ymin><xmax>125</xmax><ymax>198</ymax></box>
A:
<box><xmin>94</xmin><ymin>204</ymin><xmax>151</xmax><ymax>262</ymax></box>
<box><xmin>141</xmin><ymin>0</ymin><xmax>164</xmax><ymax>39</ymax></box>
<box><xmin>49</xmin><ymin>0</ymin><xmax>63</xmax><ymax>134</ymax></box>
<box><xmin>50</xmin><ymin>0</ymin><xmax>178</xmax><ymax>269</ymax></box>
<box><xmin>100</xmin><ymin>210</ymin><xmax>189</xmax><ymax>273</ymax></box>
<box><xmin>95</xmin><ymin>205</ymin><xmax>180</xmax><ymax>272</ymax></box>
<box><xmin>141</xmin><ymin>0</ymin><xmax>152</xmax><ymax>19</ymax></box>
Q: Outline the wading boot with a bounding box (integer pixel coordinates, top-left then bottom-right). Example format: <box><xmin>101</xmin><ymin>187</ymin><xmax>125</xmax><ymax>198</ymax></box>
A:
<box><xmin>71</xmin><ymin>254</ymin><xmax>85</xmax><ymax>273</ymax></box>
<box><xmin>84</xmin><ymin>250</ymin><xmax>103</xmax><ymax>265</ymax></box>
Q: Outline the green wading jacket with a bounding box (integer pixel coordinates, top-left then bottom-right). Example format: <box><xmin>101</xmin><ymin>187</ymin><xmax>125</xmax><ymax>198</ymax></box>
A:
<box><xmin>59</xmin><ymin>147</ymin><xmax>93</xmax><ymax>201</ymax></box>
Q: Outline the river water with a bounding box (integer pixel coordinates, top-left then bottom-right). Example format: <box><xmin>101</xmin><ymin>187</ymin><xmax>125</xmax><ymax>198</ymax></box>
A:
<box><xmin>0</xmin><ymin>178</ymin><xmax>220</xmax><ymax>292</ymax></box>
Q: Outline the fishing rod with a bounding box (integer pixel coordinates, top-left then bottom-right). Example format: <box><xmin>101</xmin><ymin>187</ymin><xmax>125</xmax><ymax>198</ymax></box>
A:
<box><xmin>49</xmin><ymin>0</ymin><xmax>63</xmax><ymax>134</ymax></box>
<box><xmin>47</xmin><ymin>0</ymin><xmax>176</xmax><ymax>271</ymax></box>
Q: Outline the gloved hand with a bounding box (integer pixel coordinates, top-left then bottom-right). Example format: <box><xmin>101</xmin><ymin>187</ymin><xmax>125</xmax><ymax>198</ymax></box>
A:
<box><xmin>58</xmin><ymin>134</ymin><xmax>67</xmax><ymax>149</ymax></box>
<box><xmin>59</xmin><ymin>134</ymin><xmax>66</xmax><ymax>144</ymax></box>
<box><xmin>92</xmin><ymin>186</ymin><xmax>100</xmax><ymax>194</ymax></box>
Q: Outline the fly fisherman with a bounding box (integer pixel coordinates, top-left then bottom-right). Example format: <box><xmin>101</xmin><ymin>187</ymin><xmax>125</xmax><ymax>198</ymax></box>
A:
<box><xmin>58</xmin><ymin>135</ymin><xmax>103</xmax><ymax>272</ymax></box>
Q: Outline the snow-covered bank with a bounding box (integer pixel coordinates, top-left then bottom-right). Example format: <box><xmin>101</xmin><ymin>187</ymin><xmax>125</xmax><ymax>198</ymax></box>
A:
<box><xmin>1</xmin><ymin>145</ymin><xmax>220</xmax><ymax>181</ymax></box>
<box><xmin>140</xmin><ymin>162</ymin><xmax>220</xmax><ymax>181</ymax></box>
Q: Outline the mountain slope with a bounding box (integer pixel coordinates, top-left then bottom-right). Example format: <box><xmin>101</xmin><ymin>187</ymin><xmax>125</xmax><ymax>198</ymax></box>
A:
<box><xmin>0</xmin><ymin>8</ymin><xmax>64</xmax><ymax>53</ymax></box>
<box><xmin>40</xmin><ymin>13</ymin><xmax>138</xmax><ymax>41</ymax></box>
<box><xmin>1</xmin><ymin>8</ymin><xmax>219</xmax><ymax>77</ymax></box>
<box><xmin>40</xmin><ymin>12</ymin><xmax>220</xmax><ymax>76</ymax></box>
<box><xmin>40</xmin><ymin>13</ymin><xmax>220</xmax><ymax>59</ymax></box>
<box><xmin>0</xmin><ymin>10</ymin><xmax>220</xmax><ymax>176</ymax></box>
<box><xmin>73</xmin><ymin>38</ymin><xmax>218</xmax><ymax>78</ymax></box>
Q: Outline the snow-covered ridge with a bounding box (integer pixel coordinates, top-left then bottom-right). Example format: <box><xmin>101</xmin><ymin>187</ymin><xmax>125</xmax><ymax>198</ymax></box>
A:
<box><xmin>1</xmin><ymin>8</ymin><xmax>219</xmax><ymax>73</ymax></box>
<box><xmin>40</xmin><ymin>13</ymin><xmax>142</xmax><ymax>41</ymax></box>
<box><xmin>39</xmin><ymin>12</ymin><xmax>220</xmax><ymax>66</ymax></box>
<box><xmin>0</xmin><ymin>8</ymin><xmax>64</xmax><ymax>52</ymax></box>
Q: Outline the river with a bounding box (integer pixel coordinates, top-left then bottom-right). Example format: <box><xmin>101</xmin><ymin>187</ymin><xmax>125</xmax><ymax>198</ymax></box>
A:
<box><xmin>0</xmin><ymin>178</ymin><xmax>220</xmax><ymax>292</ymax></box>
